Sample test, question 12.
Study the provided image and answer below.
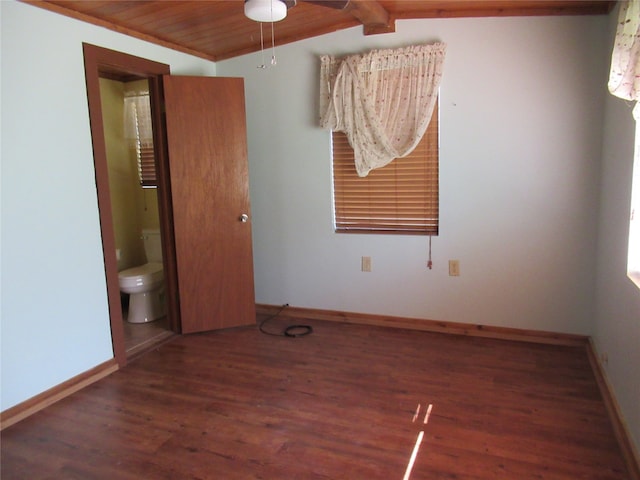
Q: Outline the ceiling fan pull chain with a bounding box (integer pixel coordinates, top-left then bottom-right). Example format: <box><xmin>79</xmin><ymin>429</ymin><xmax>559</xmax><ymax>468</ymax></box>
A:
<box><xmin>258</xmin><ymin>22</ymin><xmax>266</xmax><ymax>69</ymax></box>
<box><xmin>269</xmin><ymin>0</ymin><xmax>277</xmax><ymax>65</ymax></box>
<box><xmin>270</xmin><ymin>20</ymin><xmax>277</xmax><ymax>65</ymax></box>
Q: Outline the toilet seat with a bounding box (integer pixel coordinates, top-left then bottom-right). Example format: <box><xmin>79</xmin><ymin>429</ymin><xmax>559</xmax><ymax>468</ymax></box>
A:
<box><xmin>118</xmin><ymin>262</ymin><xmax>164</xmax><ymax>288</ymax></box>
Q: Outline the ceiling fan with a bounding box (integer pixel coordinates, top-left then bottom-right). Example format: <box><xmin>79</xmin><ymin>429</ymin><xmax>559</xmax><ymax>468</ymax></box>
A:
<box><xmin>244</xmin><ymin>0</ymin><xmax>393</xmax><ymax>34</ymax></box>
<box><xmin>243</xmin><ymin>0</ymin><xmax>392</xmax><ymax>67</ymax></box>
<box><xmin>244</xmin><ymin>0</ymin><xmax>296</xmax><ymax>22</ymax></box>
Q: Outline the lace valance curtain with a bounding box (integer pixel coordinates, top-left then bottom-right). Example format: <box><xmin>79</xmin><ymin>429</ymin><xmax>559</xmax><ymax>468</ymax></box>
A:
<box><xmin>123</xmin><ymin>91</ymin><xmax>153</xmax><ymax>146</ymax></box>
<box><xmin>320</xmin><ymin>43</ymin><xmax>446</xmax><ymax>177</ymax></box>
<box><xmin>608</xmin><ymin>0</ymin><xmax>640</xmax><ymax>120</ymax></box>
<box><xmin>123</xmin><ymin>91</ymin><xmax>156</xmax><ymax>187</ymax></box>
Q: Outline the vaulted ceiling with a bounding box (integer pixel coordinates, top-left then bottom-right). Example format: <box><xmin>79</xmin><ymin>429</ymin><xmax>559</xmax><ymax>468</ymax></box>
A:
<box><xmin>27</xmin><ymin>0</ymin><xmax>615</xmax><ymax>61</ymax></box>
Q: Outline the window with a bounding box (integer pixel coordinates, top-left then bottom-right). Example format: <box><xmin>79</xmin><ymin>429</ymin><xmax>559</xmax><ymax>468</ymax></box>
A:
<box><xmin>628</xmin><ymin>117</ymin><xmax>640</xmax><ymax>287</ymax></box>
<box><xmin>606</xmin><ymin>0</ymin><xmax>640</xmax><ymax>289</ymax></box>
<box><xmin>124</xmin><ymin>91</ymin><xmax>156</xmax><ymax>188</ymax></box>
<box><xmin>136</xmin><ymin>140</ymin><xmax>156</xmax><ymax>188</ymax></box>
<box><xmin>332</xmin><ymin>102</ymin><xmax>439</xmax><ymax>235</ymax></box>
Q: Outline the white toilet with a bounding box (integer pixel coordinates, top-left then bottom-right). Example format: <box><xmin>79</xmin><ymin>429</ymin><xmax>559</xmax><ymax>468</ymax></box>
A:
<box><xmin>118</xmin><ymin>229</ymin><xmax>166</xmax><ymax>323</ymax></box>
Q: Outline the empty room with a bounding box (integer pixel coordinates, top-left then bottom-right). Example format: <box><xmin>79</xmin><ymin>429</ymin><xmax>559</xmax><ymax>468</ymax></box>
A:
<box><xmin>1</xmin><ymin>0</ymin><xmax>639</xmax><ymax>478</ymax></box>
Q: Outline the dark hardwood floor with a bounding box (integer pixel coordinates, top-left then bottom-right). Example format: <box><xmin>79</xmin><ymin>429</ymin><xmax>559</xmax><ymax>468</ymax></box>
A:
<box><xmin>123</xmin><ymin>314</ymin><xmax>174</xmax><ymax>359</ymax></box>
<box><xmin>1</xmin><ymin>315</ymin><xmax>630</xmax><ymax>479</ymax></box>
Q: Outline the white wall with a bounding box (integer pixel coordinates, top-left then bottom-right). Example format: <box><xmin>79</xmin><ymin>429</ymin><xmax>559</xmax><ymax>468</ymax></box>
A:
<box><xmin>0</xmin><ymin>0</ymin><xmax>216</xmax><ymax>411</ymax></box>
<box><xmin>594</xmin><ymin>4</ymin><xmax>640</xmax><ymax>455</ymax></box>
<box><xmin>219</xmin><ymin>14</ymin><xmax>608</xmax><ymax>334</ymax></box>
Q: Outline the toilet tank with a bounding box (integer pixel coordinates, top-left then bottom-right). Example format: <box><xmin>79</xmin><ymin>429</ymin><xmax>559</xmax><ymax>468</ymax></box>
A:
<box><xmin>142</xmin><ymin>229</ymin><xmax>163</xmax><ymax>263</ymax></box>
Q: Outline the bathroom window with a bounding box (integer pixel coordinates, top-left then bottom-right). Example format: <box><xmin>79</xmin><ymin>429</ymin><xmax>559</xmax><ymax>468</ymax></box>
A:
<box><xmin>124</xmin><ymin>91</ymin><xmax>157</xmax><ymax>188</ymax></box>
<box><xmin>136</xmin><ymin>143</ymin><xmax>156</xmax><ymax>188</ymax></box>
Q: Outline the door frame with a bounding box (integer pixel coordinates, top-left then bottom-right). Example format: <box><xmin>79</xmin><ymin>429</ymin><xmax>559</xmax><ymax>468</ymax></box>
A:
<box><xmin>82</xmin><ymin>43</ymin><xmax>181</xmax><ymax>366</ymax></box>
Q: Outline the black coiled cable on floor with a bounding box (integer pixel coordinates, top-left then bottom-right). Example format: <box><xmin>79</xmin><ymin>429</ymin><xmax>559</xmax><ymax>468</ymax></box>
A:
<box><xmin>259</xmin><ymin>304</ymin><xmax>313</xmax><ymax>338</ymax></box>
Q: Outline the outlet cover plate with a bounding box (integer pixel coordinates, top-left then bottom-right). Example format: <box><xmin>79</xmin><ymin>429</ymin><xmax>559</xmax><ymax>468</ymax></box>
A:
<box><xmin>449</xmin><ymin>260</ymin><xmax>460</xmax><ymax>276</ymax></box>
<box><xmin>362</xmin><ymin>256</ymin><xmax>372</xmax><ymax>272</ymax></box>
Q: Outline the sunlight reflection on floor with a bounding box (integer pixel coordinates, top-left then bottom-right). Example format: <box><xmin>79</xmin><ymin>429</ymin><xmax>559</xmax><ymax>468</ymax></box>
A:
<box><xmin>403</xmin><ymin>403</ymin><xmax>433</xmax><ymax>480</ymax></box>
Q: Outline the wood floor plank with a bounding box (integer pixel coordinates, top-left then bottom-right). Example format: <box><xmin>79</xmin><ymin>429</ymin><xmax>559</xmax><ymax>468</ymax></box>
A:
<box><xmin>1</xmin><ymin>316</ymin><xmax>630</xmax><ymax>479</ymax></box>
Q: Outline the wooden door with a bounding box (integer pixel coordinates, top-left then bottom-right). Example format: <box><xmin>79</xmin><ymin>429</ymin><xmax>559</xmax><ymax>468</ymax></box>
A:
<box><xmin>163</xmin><ymin>76</ymin><xmax>255</xmax><ymax>334</ymax></box>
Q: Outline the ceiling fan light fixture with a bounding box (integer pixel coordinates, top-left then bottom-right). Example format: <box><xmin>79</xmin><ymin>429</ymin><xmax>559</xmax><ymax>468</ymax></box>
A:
<box><xmin>244</xmin><ymin>0</ymin><xmax>288</xmax><ymax>22</ymax></box>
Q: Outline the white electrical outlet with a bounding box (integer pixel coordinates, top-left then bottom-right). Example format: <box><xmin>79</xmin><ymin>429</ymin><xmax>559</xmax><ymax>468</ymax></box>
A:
<box><xmin>449</xmin><ymin>260</ymin><xmax>460</xmax><ymax>276</ymax></box>
<box><xmin>362</xmin><ymin>256</ymin><xmax>372</xmax><ymax>272</ymax></box>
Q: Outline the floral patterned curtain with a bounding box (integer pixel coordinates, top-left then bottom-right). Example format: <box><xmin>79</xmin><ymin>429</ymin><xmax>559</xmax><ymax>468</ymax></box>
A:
<box><xmin>320</xmin><ymin>44</ymin><xmax>446</xmax><ymax>177</ymax></box>
<box><xmin>608</xmin><ymin>0</ymin><xmax>640</xmax><ymax>119</ymax></box>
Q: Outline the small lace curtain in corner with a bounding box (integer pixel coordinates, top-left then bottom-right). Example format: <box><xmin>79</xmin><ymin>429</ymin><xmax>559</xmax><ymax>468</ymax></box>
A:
<box><xmin>608</xmin><ymin>0</ymin><xmax>640</xmax><ymax>119</ymax></box>
<box><xmin>319</xmin><ymin>43</ymin><xmax>446</xmax><ymax>177</ymax></box>
<box><xmin>123</xmin><ymin>91</ymin><xmax>153</xmax><ymax>145</ymax></box>
<box><xmin>123</xmin><ymin>91</ymin><xmax>156</xmax><ymax>187</ymax></box>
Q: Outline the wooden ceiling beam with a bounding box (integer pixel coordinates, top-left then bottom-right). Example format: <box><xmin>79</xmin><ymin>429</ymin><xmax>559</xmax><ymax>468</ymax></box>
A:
<box><xmin>305</xmin><ymin>0</ymin><xmax>395</xmax><ymax>35</ymax></box>
<box><xmin>344</xmin><ymin>0</ymin><xmax>395</xmax><ymax>35</ymax></box>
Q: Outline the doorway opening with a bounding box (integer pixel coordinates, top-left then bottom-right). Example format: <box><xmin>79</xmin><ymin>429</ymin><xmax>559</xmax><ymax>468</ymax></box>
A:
<box><xmin>98</xmin><ymin>76</ymin><xmax>173</xmax><ymax>358</ymax></box>
<box><xmin>83</xmin><ymin>44</ymin><xmax>181</xmax><ymax>366</ymax></box>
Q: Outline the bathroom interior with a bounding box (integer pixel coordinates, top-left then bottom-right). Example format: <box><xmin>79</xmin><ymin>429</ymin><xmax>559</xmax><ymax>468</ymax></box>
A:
<box><xmin>100</xmin><ymin>77</ymin><xmax>174</xmax><ymax>357</ymax></box>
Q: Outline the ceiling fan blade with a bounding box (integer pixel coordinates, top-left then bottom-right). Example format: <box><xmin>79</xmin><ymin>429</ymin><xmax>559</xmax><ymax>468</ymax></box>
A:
<box><xmin>302</xmin><ymin>0</ymin><xmax>350</xmax><ymax>10</ymax></box>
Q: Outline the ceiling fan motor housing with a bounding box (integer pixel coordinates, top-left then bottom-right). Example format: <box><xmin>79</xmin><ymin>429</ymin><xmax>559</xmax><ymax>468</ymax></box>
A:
<box><xmin>244</xmin><ymin>0</ymin><xmax>295</xmax><ymax>22</ymax></box>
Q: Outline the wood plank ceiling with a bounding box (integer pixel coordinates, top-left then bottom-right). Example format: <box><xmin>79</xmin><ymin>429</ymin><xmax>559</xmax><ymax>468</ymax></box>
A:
<box><xmin>27</xmin><ymin>0</ymin><xmax>615</xmax><ymax>61</ymax></box>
